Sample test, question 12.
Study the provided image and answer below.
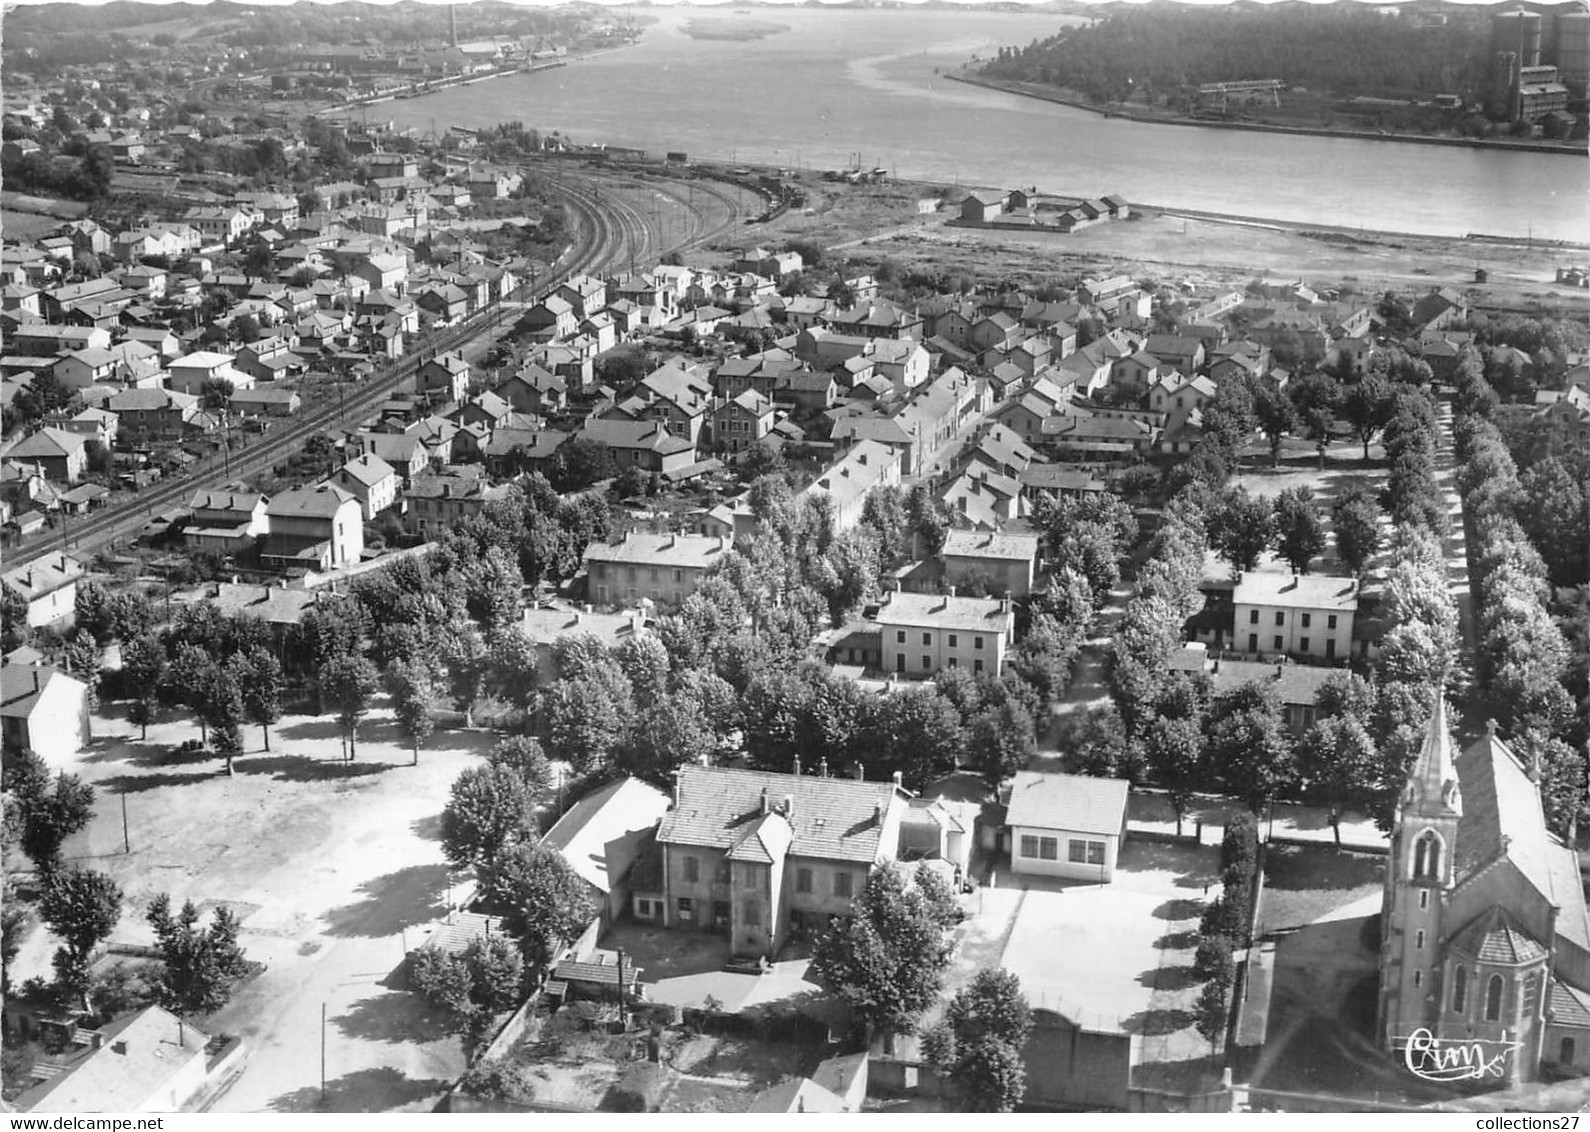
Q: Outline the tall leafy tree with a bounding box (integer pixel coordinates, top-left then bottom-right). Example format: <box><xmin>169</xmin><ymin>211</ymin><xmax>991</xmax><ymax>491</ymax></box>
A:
<box><xmin>319</xmin><ymin>653</ymin><xmax>380</xmax><ymax>760</ymax></box>
<box><xmin>233</xmin><ymin>648</ymin><xmax>283</xmax><ymax>751</ymax></box>
<box><xmin>440</xmin><ymin>764</ymin><xmax>538</xmax><ymax>872</ymax></box>
<box><xmin>39</xmin><ymin>868</ymin><xmax>122</xmax><ymax>1012</ymax></box>
<box><xmin>1331</xmin><ymin>486</ymin><xmax>1382</xmax><ymax>577</ymax></box>
<box><xmin>480</xmin><ymin>841</ymin><xmax>599</xmax><ymax>973</ymax></box>
<box><xmin>1341</xmin><ymin>372</ymin><xmax>1393</xmax><ymax>460</ymax></box>
<box><xmin>1272</xmin><ymin>486</ymin><xmax>1326</xmax><ymax>574</ymax></box>
<box><xmin>1210</xmin><ymin>487</ymin><xmax>1275</xmax><ymax>574</ymax></box>
<box><xmin>8</xmin><ymin>752</ymin><xmax>95</xmax><ymax>873</ymax></box>
<box><xmin>386</xmin><ymin>658</ymin><xmax>439</xmax><ymax>766</ymax></box>
<box><xmin>967</xmin><ymin>701</ymin><xmax>1036</xmax><ymax>788</ymax></box>
<box><xmin>1205</xmin><ymin>682</ymin><xmax>1295</xmax><ymax>814</ymax></box>
<box><xmin>1143</xmin><ymin>715</ymin><xmax>1205</xmax><ymax>836</ymax></box>
<box><xmin>121</xmin><ymin>633</ymin><xmax>167</xmax><ymax>741</ymax></box>
<box><xmin>146</xmin><ymin>894</ymin><xmax>250</xmax><ymax>1015</ymax></box>
<box><xmin>163</xmin><ymin>643</ymin><xmax>219</xmax><ymax>744</ymax></box>
<box><xmin>940</xmin><ymin>969</ymin><xmax>1033</xmax><ymax>1112</ymax></box>
<box><xmin>1297</xmin><ymin>715</ymin><xmax>1378</xmax><ymax>846</ymax></box>
<box><xmin>809</xmin><ymin>863</ymin><xmax>953</xmax><ymax>1039</ymax></box>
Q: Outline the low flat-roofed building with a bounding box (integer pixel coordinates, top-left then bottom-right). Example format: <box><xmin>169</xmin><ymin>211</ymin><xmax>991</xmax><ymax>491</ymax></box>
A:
<box><xmin>1004</xmin><ymin>770</ymin><xmax>1129</xmax><ymax>881</ymax></box>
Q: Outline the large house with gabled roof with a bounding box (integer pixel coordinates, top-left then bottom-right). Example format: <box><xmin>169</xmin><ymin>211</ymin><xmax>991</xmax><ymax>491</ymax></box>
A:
<box><xmin>636</xmin><ymin>764</ymin><xmax>909</xmax><ymax>957</ymax></box>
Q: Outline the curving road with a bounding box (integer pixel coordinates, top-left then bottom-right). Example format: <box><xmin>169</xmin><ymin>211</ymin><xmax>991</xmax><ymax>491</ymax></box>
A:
<box><xmin>8</xmin><ymin>167</ymin><xmax>743</xmax><ymax>572</ymax></box>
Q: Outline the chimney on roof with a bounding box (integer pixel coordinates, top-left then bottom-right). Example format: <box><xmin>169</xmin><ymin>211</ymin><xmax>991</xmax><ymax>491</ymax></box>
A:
<box><xmin>760</xmin><ymin>787</ymin><xmax>770</xmax><ymax>815</ymax></box>
<box><xmin>891</xmin><ymin>771</ymin><xmax>903</xmax><ymax>789</ymax></box>
<box><xmin>791</xmin><ymin>754</ymin><xmax>801</xmax><ymax>777</ymax></box>
<box><xmin>783</xmin><ymin>794</ymin><xmax>794</xmax><ymax>819</ymax></box>
<box><xmin>819</xmin><ymin>758</ymin><xmax>829</xmax><ymax>778</ymax></box>
<box><xmin>111</xmin><ymin>1040</ymin><xmax>127</xmax><ymax>1056</ymax></box>
<box><xmin>1485</xmin><ymin>718</ymin><xmax>1498</xmax><ymax>741</ymax></box>
<box><xmin>947</xmin><ymin>585</ymin><xmax>956</xmax><ymax>598</ymax></box>
<box><xmin>855</xmin><ymin>763</ymin><xmax>865</xmax><ymax>782</ymax></box>
<box><xmin>873</xmin><ymin>802</ymin><xmax>882</xmax><ymax>825</ymax></box>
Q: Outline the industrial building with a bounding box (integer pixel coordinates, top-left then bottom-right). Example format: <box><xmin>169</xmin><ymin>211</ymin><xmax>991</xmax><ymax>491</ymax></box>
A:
<box><xmin>1489</xmin><ymin>5</ymin><xmax>1589</xmax><ymax>122</ymax></box>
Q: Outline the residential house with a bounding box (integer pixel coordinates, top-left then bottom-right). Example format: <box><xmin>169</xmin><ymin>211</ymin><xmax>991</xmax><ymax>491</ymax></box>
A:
<box><xmin>800</xmin><ymin>439</ymin><xmax>902</xmax><ymax>531</ymax></box>
<box><xmin>1410</xmin><ymin>286</ymin><xmax>1467</xmax><ymax>333</ymax></box>
<box><xmin>1233</xmin><ymin>570</ymin><xmax>1358</xmax><ymax>661</ymax></box>
<box><xmin>641</xmin><ymin>764</ymin><xmax>907</xmax><ymax>955</ymax></box>
<box><xmin>941</xmin><ymin>530</ymin><xmax>1039</xmax><ymax>598</ymax></box>
<box><xmin>750</xmin><ymin>1054</ymin><xmax>869</xmax><ymax>1114</ymax></box>
<box><xmin>1</xmin><ymin>662</ymin><xmax>91</xmax><ymax>766</ymax></box>
<box><xmin>1144</xmin><ymin>334</ymin><xmax>1206</xmax><ymax>377</ymax></box>
<box><xmin>13</xmin><ymin>1005</ymin><xmax>216</xmax><ymax>1114</ymax></box>
<box><xmin>1147</xmin><ymin>372</ymin><xmax>1217</xmax><ymax>416</ymax></box>
<box><xmin>6</xmin><ymin>429</ymin><xmax>89</xmax><ymax>485</ymax></box>
<box><xmin>182</xmin><ymin>491</ymin><xmax>269</xmax><ymax>554</ymax></box>
<box><xmin>167</xmin><ymin>351</ymin><xmax>254</xmax><ymax>396</ymax></box>
<box><xmin>228</xmin><ymin>388</ymin><xmax>302</xmax><ymax>418</ymax></box>
<box><xmin>713</xmin><ymin>391</ymin><xmax>776</xmax><ymax>454</ymax></box>
<box><xmin>520</xmin><ymin>602</ymin><xmax>651</xmax><ymax>685</ymax></box>
<box><xmin>578</xmin><ymin>420</ymin><xmax>696</xmax><ymax>476</ymax></box>
<box><xmin>959</xmin><ymin>190</ymin><xmax>1007</xmax><ymax>223</ymax></box>
<box><xmin>556</xmin><ymin>274</ymin><xmax>609</xmax><ymax>320</ymax></box>
<box><xmin>1043</xmin><ymin>414</ymin><xmax>1155</xmax><ymax>459</ymax></box>
<box><xmin>496</xmin><ymin>364</ymin><xmax>566</xmax><ymax>417</ymax></box>
<box><xmin>583</xmin><ymin>532</ymin><xmax>732</xmax><ymax>607</ymax></box>
<box><xmin>2</xmin><ymin>553</ymin><xmax>85</xmax><ymax>629</ymax></box>
<box><xmin>415</xmin><ymin>351</ymin><xmax>471</xmax><ymax>406</ymax></box>
<box><xmin>107</xmin><ymin>388</ymin><xmax>204</xmax><ymax>447</ymax></box>
<box><xmin>875</xmin><ymin>590</ymin><xmax>1015</xmax><ymax>678</ymax></box>
<box><xmin>517</xmin><ymin>294</ymin><xmax>578</xmax><ymax>341</ymax></box>
<box><xmin>328</xmin><ymin>453</ymin><xmax>399</xmax><ymax>520</ymax></box>
<box><xmin>1005</xmin><ymin>771</ymin><xmax>1129</xmax><ymax>882</ymax></box>
<box><xmin>262</xmin><ymin>483</ymin><xmax>364</xmax><ymax>571</ymax></box>
<box><xmin>403</xmin><ymin>465</ymin><xmax>507</xmax><ymax>538</ymax></box>
<box><xmin>541</xmin><ymin>776</ymin><xmax>672</xmax><ymax>926</ymax></box>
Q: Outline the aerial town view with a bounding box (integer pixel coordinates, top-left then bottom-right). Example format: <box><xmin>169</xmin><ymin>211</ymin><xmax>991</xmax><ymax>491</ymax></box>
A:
<box><xmin>0</xmin><ymin>0</ymin><xmax>1586</xmax><ymax>1118</ymax></box>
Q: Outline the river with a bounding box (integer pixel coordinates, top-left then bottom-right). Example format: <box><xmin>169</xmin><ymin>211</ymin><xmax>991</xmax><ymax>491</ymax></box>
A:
<box><xmin>361</xmin><ymin>5</ymin><xmax>1589</xmax><ymax>242</ymax></box>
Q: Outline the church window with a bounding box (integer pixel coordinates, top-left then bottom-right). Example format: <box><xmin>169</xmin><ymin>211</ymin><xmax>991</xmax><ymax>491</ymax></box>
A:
<box><xmin>1415</xmin><ymin>930</ymin><xmax>1425</xmax><ymax>950</ymax></box>
<box><xmin>1485</xmin><ymin>975</ymin><xmax>1505</xmax><ymax>1022</ymax></box>
<box><xmin>1453</xmin><ymin>966</ymin><xmax>1468</xmax><ymax>1013</ymax></box>
<box><xmin>1419</xmin><ymin>890</ymin><xmax>1430</xmax><ymax>909</ymax></box>
<box><xmin>1413</xmin><ymin>832</ymin><xmax>1442</xmax><ymax>881</ymax></box>
<box><xmin>1414</xmin><ymin>970</ymin><xmax>1423</xmax><ymax>988</ymax></box>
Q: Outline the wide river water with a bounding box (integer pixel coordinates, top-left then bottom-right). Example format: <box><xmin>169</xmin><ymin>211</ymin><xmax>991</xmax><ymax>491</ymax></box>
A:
<box><xmin>367</xmin><ymin>6</ymin><xmax>1588</xmax><ymax>242</ymax></box>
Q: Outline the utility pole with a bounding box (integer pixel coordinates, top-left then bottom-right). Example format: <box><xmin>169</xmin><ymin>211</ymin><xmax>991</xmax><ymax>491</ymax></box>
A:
<box><xmin>320</xmin><ymin>1002</ymin><xmax>327</xmax><ymax>1108</ymax></box>
<box><xmin>121</xmin><ymin>792</ymin><xmax>130</xmax><ymax>854</ymax></box>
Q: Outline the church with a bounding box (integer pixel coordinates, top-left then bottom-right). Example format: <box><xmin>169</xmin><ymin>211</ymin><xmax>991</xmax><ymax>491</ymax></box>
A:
<box><xmin>1379</xmin><ymin>700</ymin><xmax>1590</xmax><ymax>1085</ymax></box>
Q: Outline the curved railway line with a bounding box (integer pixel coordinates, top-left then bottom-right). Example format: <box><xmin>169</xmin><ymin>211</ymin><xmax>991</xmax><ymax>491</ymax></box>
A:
<box><xmin>5</xmin><ymin>169</ymin><xmax>745</xmax><ymax>572</ymax></box>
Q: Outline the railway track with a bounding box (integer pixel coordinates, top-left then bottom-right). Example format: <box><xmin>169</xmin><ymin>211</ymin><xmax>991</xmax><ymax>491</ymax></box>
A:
<box><xmin>5</xmin><ymin>170</ymin><xmax>744</xmax><ymax>572</ymax></box>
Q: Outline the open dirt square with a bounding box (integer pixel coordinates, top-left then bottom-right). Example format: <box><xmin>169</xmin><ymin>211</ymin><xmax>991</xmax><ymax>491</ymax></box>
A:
<box><xmin>14</xmin><ymin>701</ymin><xmax>499</xmax><ymax>1113</ymax></box>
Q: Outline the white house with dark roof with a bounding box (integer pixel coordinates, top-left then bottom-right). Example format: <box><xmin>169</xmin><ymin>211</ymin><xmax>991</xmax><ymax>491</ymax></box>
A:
<box><xmin>800</xmin><ymin>439</ymin><xmax>902</xmax><ymax>532</ymax></box>
<box><xmin>1233</xmin><ymin>570</ymin><xmax>1359</xmax><ymax>662</ymax></box>
<box><xmin>875</xmin><ymin>590</ymin><xmax>1015</xmax><ymax>678</ymax></box>
<box><xmin>167</xmin><ymin>350</ymin><xmax>254</xmax><ymax>395</ymax></box>
<box><xmin>328</xmin><ymin>453</ymin><xmax>399</xmax><ymax>520</ymax></box>
<box><xmin>1</xmin><ymin>662</ymin><xmax>90</xmax><ymax>766</ymax></box>
<box><xmin>262</xmin><ymin>483</ymin><xmax>363</xmax><ymax>571</ymax></box>
<box><xmin>640</xmin><ymin>765</ymin><xmax>909</xmax><ymax>956</ymax></box>
<box><xmin>5</xmin><ymin>428</ymin><xmax>89</xmax><ymax>485</ymax></box>
<box><xmin>2</xmin><ymin>553</ymin><xmax>85</xmax><ymax>629</ymax></box>
<box><xmin>14</xmin><ymin>1005</ymin><xmax>215</xmax><ymax>1113</ymax></box>
<box><xmin>1004</xmin><ymin>770</ymin><xmax>1129</xmax><ymax>881</ymax></box>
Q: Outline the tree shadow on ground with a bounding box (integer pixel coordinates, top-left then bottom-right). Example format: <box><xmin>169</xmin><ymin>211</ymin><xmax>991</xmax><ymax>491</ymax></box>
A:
<box><xmin>1130</xmin><ymin>1055</ymin><xmax>1219</xmax><ymax>1095</ymax></box>
<box><xmin>1119</xmin><ymin>840</ymin><xmax>1220</xmax><ymax>890</ymax></box>
<box><xmin>329</xmin><ymin>990</ymin><xmax>453</xmax><ymax>1045</ymax></box>
<box><xmin>1137</xmin><ymin>964</ymin><xmax>1201</xmax><ymax>993</ymax></box>
<box><xmin>1121</xmin><ymin>1007</ymin><xmax>1196</xmax><ymax>1036</ymax></box>
<box><xmin>234</xmin><ymin>754</ymin><xmax>390</xmax><ymax>783</ymax></box>
<box><xmin>1264</xmin><ymin>845</ymin><xmax>1382</xmax><ymax>893</ymax></box>
<box><xmin>99</xmin><ymin>771</ymin><xmax>215</xmax><ymax>794</ymax></box>
<box><xmin>268</xmin><ymin>1066</ymin><xmax>452</xmax><ymax>1112</ymax></box>
<box><xmin>1150</xmin><ymin>898</ymin><xmax>1207</xmax><ymax>922</ymax></box>
<box><xmin>1154</xmin><ymin>929</ymin><xmax>1199</xmax><ymax>950</ymax></box>
<box><xmin>276</xmin><ymin>717</ymin><xmax>345</xmax><ymax>743</ymax></box>
<box><xmin>323</xmin><ymin>863</ymin><xmax>450</xmax><ymax>938</ymax></box>
<box><xmin>410</xmin><ymin>813</ymin><xmax>442</xmax><ymax>842</ymax></box>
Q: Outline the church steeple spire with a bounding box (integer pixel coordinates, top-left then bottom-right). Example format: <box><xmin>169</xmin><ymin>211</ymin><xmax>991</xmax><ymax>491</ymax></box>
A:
<box><xmin>1403</xmin><ymin>696</ymin><xmax>1461</xmax><ymax>818</ymax></box>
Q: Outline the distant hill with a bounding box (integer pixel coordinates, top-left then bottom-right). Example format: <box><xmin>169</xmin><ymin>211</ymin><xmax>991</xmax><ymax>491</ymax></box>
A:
<box><xmin>975</xmin><ymin>0</ymin><xmax>1515</xmax><ymax>106</ymax></box>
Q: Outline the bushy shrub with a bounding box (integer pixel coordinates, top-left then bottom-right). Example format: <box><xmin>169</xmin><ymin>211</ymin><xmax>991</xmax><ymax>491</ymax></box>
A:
<box><xmin>1193</xmin><ymin>935</ymin><xmax>1235</xmax><ymax>989</ymax></box>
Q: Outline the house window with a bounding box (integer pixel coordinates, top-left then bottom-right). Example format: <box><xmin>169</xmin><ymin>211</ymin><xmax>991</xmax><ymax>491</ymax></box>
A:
<box><xmin>1328</xmin><ymin>615</ymin><xmax>1338</xmax><ymax>630</ymax></box>
<box><xmin>1249</xmin><ymin>610</ymin><xmax>1260</xmax><ymax>625</ymax></box>
<box><xmin>974</xmin><ymin>660</ymin><xmax>984</xmax><ymax>673</ymax></box>
<box><xmin>1087</xmin><ymin>842</ymin><xmax>1105</xmax><ymax>865</ymax></box>
<box><xmin>683</xmin><ymin>856</ymin><xmax>699</xmax><ymax>884</ymax></box>
<box><xmin>797</xmin><ymin>868</ymin><xmax>813</xmax><ymax>894</ymax></box>
<box><xmin>1274</xmin><ymin>636</ymin><xmax>1284</xmax><ymax>651</ymax></box>
<box><xmin>975</xmin><ymin>636</ymin><xmax>985</xmax><ymax>650</ymax></box>
<box><xmin>1301</xmin><ymin>613</ymin><xmax>1312</xmax><ymax>629</ymax></box>
<box><xmin>743</xmin><ymin>899</ymin><xmax>760</xmax><ymax>927</ymax></box>
<box><xmin>1326</xmin><ymin>640</ymin><xmax>1337</xmax><ymax>659</ymax></box>
<box><xmin>627</xmin><ymin>567</ymin><xmax>637</xmax><ymax>582</ymax></box>
<box><xmin>921</xmin><ymin>655</ymin><xmax>931</xmax><ymax>671</ymax></box>
<box><xmin>1452</xmin><ymin>966</ymin><xmax>1468</xmax><ymax>1013</ymax></box>
<box><xmin>677</xmin><ymin>897</ymin><xmax>695</xmax><ymax>921</ymax></box>
<box><xmin>1299</xmin><ymin>637</ymin><xmax>1310</xmax><ymax>653</ymax></box>
<box><xmin>1020</xmin><ymin>836</ymin><xmax>1039</xmax><ymax>858</ymax></box>
<box><xmin>636</xmin><ymin>898</ymin><xmax>652</xmax><ymax>918</ymax></box>
<box><xmin>922</xmin><ymin>633</ymin><xmax>932</xmax><ymax>646</ymax></box>
<box><xmin>1415</xmin><ymin>930</ymin><xmax>1425</xmax><ymax>950</ymax></box>
<box><xmin>948</xmin><ymin>634</ymin><xmax>958</xmax><ymax>648</ymax></box>
<box><xmin>717</xmin><ymin>860</ymin><xmax>731</xmax><ymax>883</ymax></box>
<box><xmin>1415</xmin><ymin>970</ymin><xmax>1423</xmax><ymax>989</ymax></box>
<box><xmin>1274</xmin><ymin>612</ymin><xmax>1285</xmax><ymax>626</ymax></box>
<box><xmin>1413</xmin><ymin>831</ymin><xmax>1442</xmax><ymax>881</ymax></box>
<box><xmin>674</xmin><ymin>569</ymin><xmax>683</xmax><ymax>583</ymax></box>
<box><xmin>896</xmin><ymin>631</ymin><xmax>906</xmax><ymax>644</ymax></box>
<box><xmin>1039</xmin><ymin>838</ymin><xmax>1057</xmax><ymax>860</ymax></box>
<box><xmin>650</xmin><ymin>568</ymin><xmax>659</xmax><ymax>583</ymax></box>
<box><xmin>1485</xmin><ymin>976</ymin><xmax>1504</xmax><ymax>1022</ymax></box>
<box><xmin>947</xmin><ymin>658</ymin><xmax>958</xmax><ymax>668</ymax></box>
<box><xmin>1068</xmin><ymin>840</ymin><xmax>1087</xmax><ymax>863</ymax></box>
<box><xmin>1419</xmin><ymin>890</ymin><xmax>1430</xmax><ymax>910</ymax></box>
<box><xmin>834</xmin><ymin>871</ymin><xmax>853</xmax><ymax>899</ymax></box>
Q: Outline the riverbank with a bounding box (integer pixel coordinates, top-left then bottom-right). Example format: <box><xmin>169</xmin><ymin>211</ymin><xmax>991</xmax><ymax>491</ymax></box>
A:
<box><xmin>948</xmin><ymin>72</ymin><xmax>1589</xmax><ymax>158</ymax></box>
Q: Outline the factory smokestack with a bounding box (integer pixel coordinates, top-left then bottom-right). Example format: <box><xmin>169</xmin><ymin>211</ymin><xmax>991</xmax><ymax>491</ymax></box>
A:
<box><xmin>449</xmin><ymin>5</ymin><xmax>459</xmax><ymax>49</ymax></box>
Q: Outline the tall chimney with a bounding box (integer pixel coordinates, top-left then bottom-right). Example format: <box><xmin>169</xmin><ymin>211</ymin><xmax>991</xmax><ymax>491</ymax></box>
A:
<box><xmin>892</xmin><ymin>770</ymin><xmax>903</xmax><ymax>789</ymax></box>
<box><xmin>791</xmin><ymin>755</ymin><xmax>800</xmax><ymax>777</ymax></box>
<box><xmin>449</xmin><ymin>5</ymin><xmax>460</xmax><ymax>49</ymax></box>
<box><xmin>855</xmin><ymin>763</ymin><xmax>865</xmax><ymax>782</ymax></box>
<box><xmin>760</xmin><ymin>786</ymin><xmax>770</xmax><ymax>815</ymax></box>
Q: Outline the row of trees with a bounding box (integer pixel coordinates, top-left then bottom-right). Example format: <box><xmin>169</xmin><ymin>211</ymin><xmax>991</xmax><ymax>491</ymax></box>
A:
<box><xmin>1451</xmin><ymin>358</ymin><xmax>1585</xmax><ymax>837</ymax></box>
